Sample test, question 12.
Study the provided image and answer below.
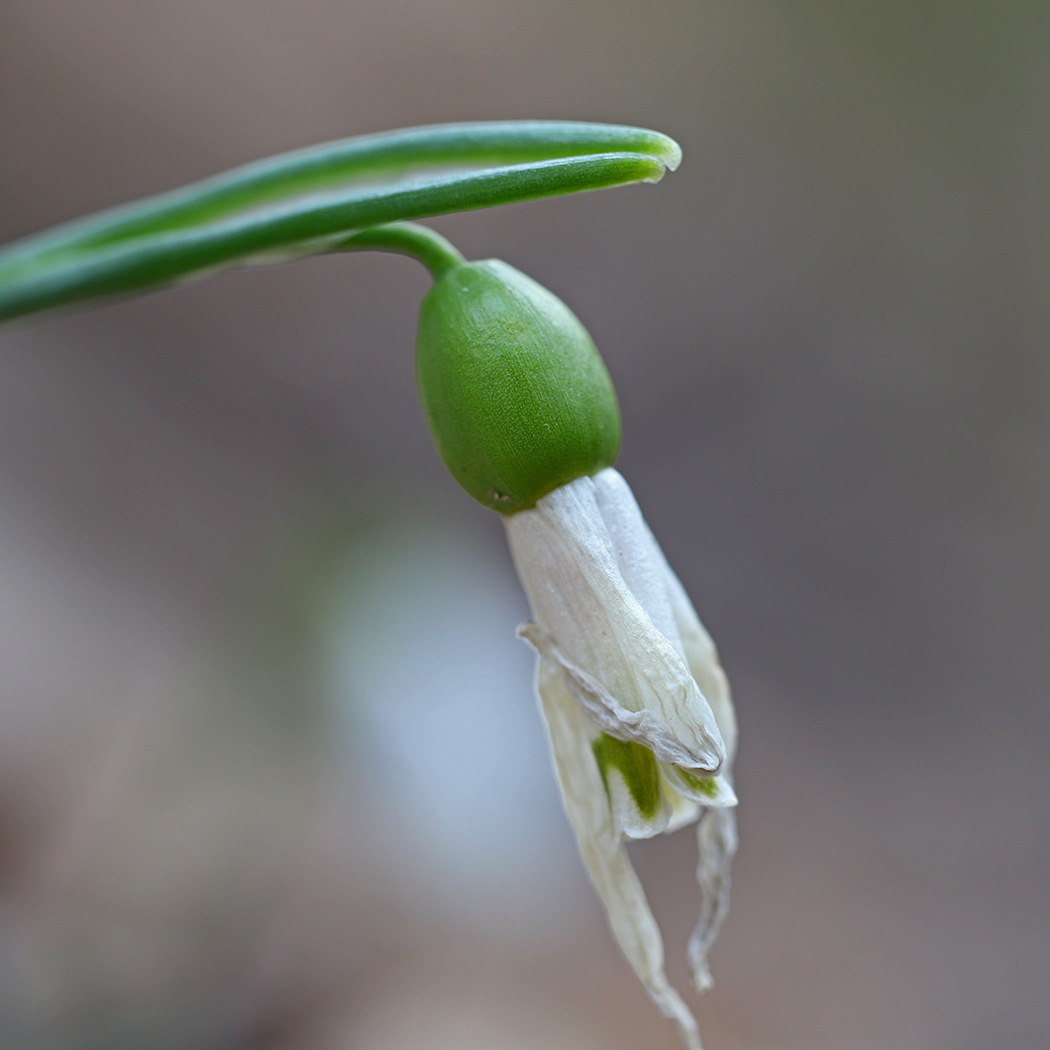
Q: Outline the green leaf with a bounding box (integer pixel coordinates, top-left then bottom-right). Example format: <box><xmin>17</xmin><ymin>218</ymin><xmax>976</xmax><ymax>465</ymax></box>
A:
<box><xmin>0</xmin><ymin>121</ymin><xmax>680</xmax><ymax>323</ymax></box>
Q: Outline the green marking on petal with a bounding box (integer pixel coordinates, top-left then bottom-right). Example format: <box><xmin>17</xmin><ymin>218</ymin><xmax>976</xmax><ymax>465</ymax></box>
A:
<box><xmin>592</xmin><ymin>733</ymin><xmax>663</xmax><ymax>821</ymax></box>
<box><xmin>676</xmin><ymin>769</ymin><xmax>720</xmax><ymax>799</ymax></box>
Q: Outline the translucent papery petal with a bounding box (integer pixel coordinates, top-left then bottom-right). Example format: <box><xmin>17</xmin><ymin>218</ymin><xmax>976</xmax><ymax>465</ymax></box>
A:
<box><xmin>506</xmin><ymin>477</ymin><xmax>726</xmax><ymax>774</ymax></box>
<box><xmin>648</xmin><ymin>520</ymin><xmax>738</xmax><ymax>762</ymax></box>
<box><xmin>651</xmin><ymin>547</ymin><xmax>739</xmax><ymax>995</ymax></box>
<box><xmin>533</xmin><ymin>654</ymin><xmax>705</xmax><ymax>1050</ymax></box>
<box><xmin>592</xmin><ymin>468</ymin><xmax>683</xmax><ymax>652</ymax></box>
<box><xmin>661</xmin><ymin>779</ymin><xmax>702</xmax><ymax>833</ymax></box>
<box><xmin>688</xmin><ymin>804</ymin><xmax>739</xmax><ymax>994</ymax></box>
<box><xmin>592</xmin><ymin>468</ymin><xmax>740</xmax><ymax>996</ymax></box>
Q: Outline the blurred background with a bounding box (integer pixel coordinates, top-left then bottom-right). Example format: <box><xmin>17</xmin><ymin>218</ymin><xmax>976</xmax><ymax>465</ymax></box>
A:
<box><xmin>1</xmin><ymin>2</ymin><xmax>1048</xmax><ymax>1048</ymax></box>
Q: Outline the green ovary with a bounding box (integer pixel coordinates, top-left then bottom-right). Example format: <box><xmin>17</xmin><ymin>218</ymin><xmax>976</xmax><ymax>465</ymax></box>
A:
<box><xmin>416</xmin><ymin>259</ymin><xmax>620</xmax><ymax>514</ymax></box>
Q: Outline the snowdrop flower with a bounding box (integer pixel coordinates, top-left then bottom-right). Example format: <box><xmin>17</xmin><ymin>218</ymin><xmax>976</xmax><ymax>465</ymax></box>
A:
<box><xmin>416</xmin><ymin>254</ymin><xmax>738</xmax><ymax>1050</ymax></box>
<box><xmin>506</xmin><ymin>468</ymin><xmax>737</xmax><ymax>1050</ymax></box>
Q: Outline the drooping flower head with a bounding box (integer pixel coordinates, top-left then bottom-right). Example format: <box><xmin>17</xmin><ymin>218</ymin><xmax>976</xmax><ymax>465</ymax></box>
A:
<box><xmin>416</xmin><ymin>255</ymin><xmax>737</xmax><ymax>1050</ymax></box>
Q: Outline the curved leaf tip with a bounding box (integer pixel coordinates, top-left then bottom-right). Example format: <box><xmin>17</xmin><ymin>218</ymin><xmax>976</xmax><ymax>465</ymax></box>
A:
<box><xmin>647</xmin><ymin>131</ymin><xmax>682</xmax><ymax>173</ymax></box>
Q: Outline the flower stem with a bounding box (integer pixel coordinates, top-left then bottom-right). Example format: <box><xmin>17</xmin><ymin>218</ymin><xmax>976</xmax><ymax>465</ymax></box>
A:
<box><xmin>335</xmin><ymin>223</ymin><xmax>465</xmax><ymax>280</ymax></box>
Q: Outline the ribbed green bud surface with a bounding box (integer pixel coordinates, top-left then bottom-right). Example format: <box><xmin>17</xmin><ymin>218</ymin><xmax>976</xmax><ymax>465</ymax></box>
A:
<box><xmin>416</xmin><ymin>259</ymin><xmax>621</xmax><ymax>513</ymax></box>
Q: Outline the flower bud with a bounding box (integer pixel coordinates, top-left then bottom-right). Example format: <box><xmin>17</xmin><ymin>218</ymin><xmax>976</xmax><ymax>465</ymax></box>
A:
<box><xmin>416</xmin><ymin>259</ymin><xmax>621</xmax><ymax>513</ymax></box>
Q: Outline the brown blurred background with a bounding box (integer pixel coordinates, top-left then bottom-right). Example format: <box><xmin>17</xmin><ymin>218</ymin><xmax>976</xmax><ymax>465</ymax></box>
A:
<box><xmin>1</xmin><ymin>2</ymin><xmax>1048</xmax><ymax>1048</ymax></box>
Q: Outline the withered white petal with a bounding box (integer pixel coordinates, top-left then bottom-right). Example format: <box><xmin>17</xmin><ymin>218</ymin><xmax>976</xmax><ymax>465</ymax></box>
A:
<box><xmin>659</xmin><ymin>542</ymin><xmax>738</xmax><ymax>762</ymax></box>
<box><xmin>626</xmin><ymin>496</ymin><xmax>739</xmax><ymax>990</ymax></box>
<box><xmin>505</xmin><ymin>474</ymin><xmax>726</xmax><ymax>774</ymax></box>
<box><xmin>688</xmin><ymin>804</ymin><xmax>738</xmax><ymax>994</ymax></box>
<box><xmin>591</xmin><ymin>468</ymin><xmax>684</xmax><ymax>650</ymax></box>
<box><xmin>662</xmin><ymin>780</ymin><xmax>702</xmax><ymax>833</ymax></box>
<box><xmin>533</xmin><ymin>653</ymin><xmax>705</xmax><ymax>1050</ymax></box>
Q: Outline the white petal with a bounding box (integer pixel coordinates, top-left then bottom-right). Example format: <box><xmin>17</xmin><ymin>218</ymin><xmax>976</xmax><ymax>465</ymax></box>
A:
<box><xmin>592</xmin><ymin>468</ymin><xmax>684</xmax><ymax>651</ymax></box>
<box><xmin>590</xmin><ymin>469</ymin><xmax>740</xmax><ymax>996</ymax></box>
<box><xmin>661</xmin><ymin>779</ymin><xmax>702</xmax><ymax>833</ymax></box>
<box><xmin>688</xmin><ymin>804</ymin><xmax>738</xmax><ymax>994</ymax></box>
<box><xmin>587</xmin><ymin>467</ymin><xmax>736</xmax><ymax>768</ymax></box>
<box><xmin>665</xmin><ymin>573</ymin><xmax>738</xmax><ymax>763</ymax></box>
<box><xmin>506</xmin><ymin>477</ymin><xmax>726</xmax><ymax>774</ymax></box>
<box><xmin>533</xmin><ymin>653</ymin><xmax>705</xmax><ymax>1050</ymax></box>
